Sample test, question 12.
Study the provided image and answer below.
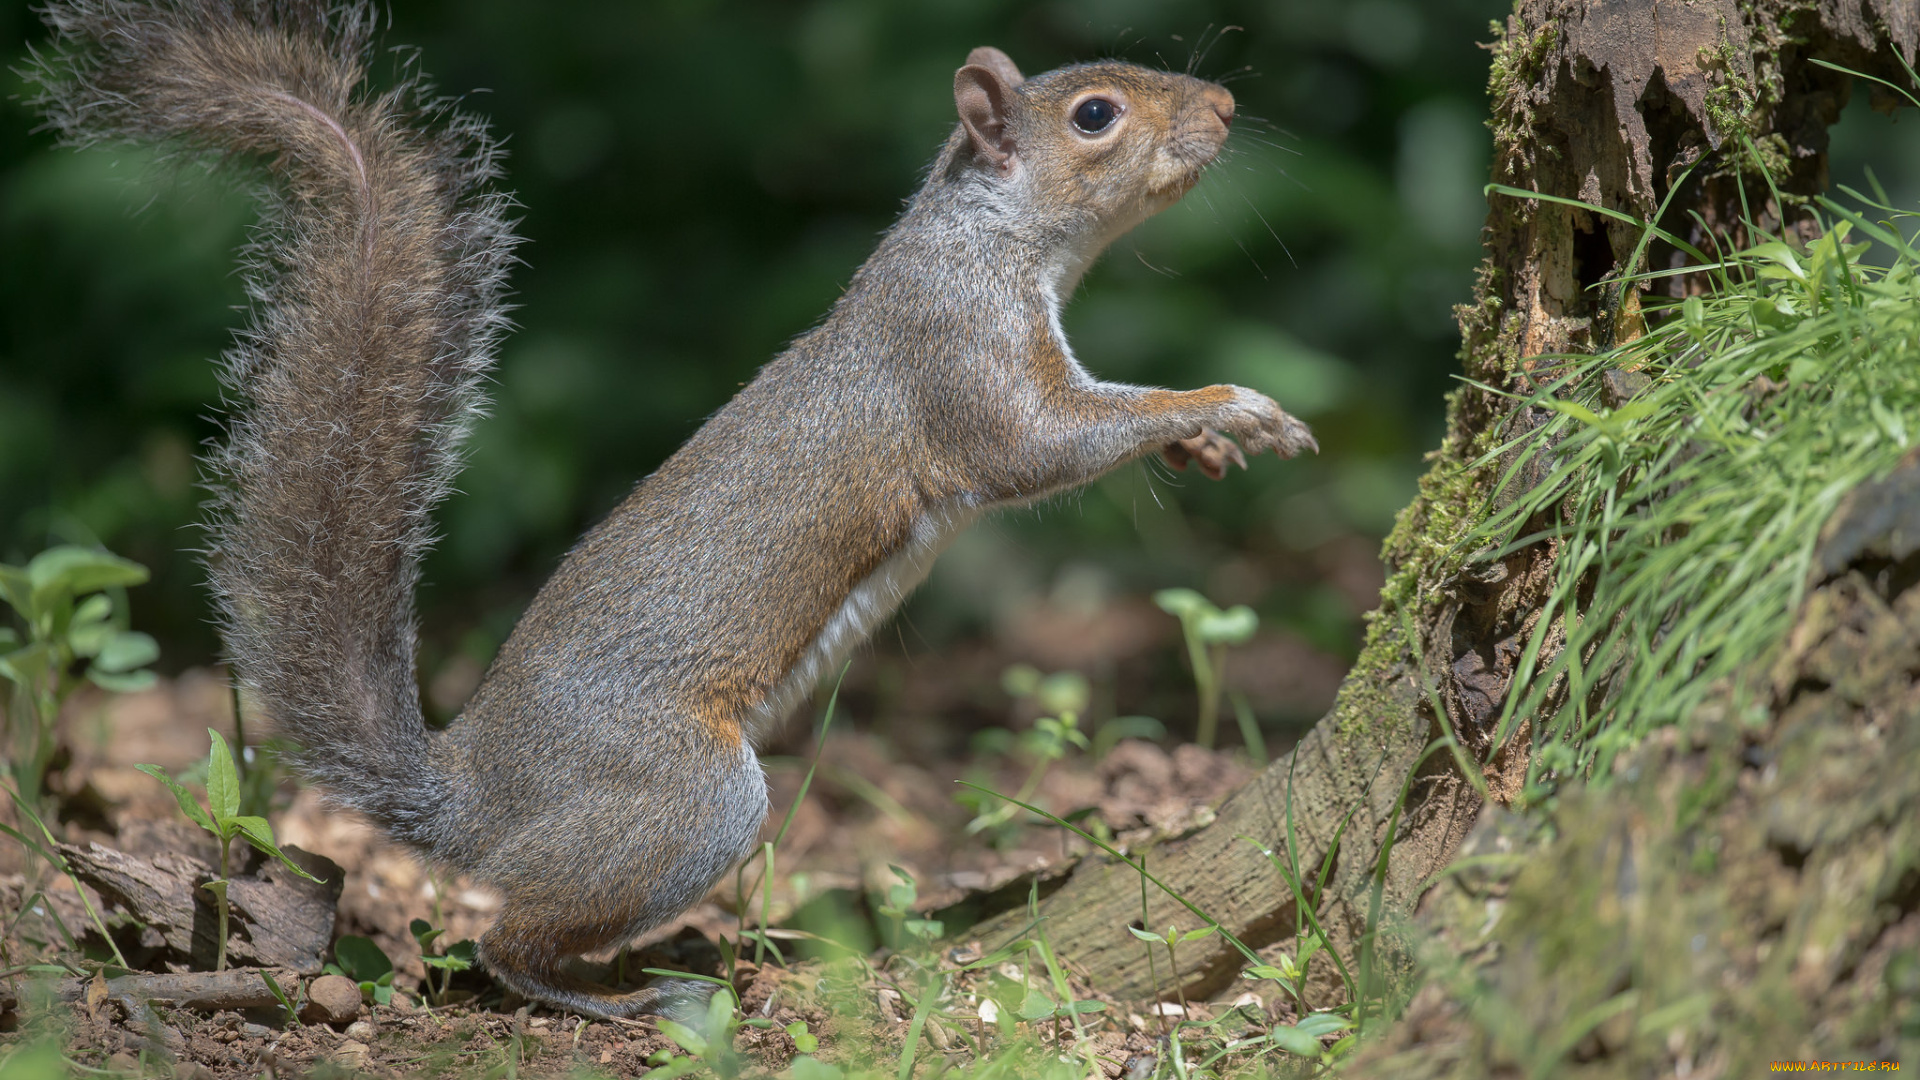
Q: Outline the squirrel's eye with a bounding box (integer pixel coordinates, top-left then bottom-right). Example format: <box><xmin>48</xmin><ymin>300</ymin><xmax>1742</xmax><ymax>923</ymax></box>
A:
<box><xmin>1072</xmin><ymin>98</ymin><xmax>1118</xmax><ymax>134</ymax></box>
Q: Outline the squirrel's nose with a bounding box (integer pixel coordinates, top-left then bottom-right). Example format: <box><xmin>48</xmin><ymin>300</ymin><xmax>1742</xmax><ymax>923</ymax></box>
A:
<box><xmin>1203</xmin><ymin>85</ymin><xmax>1235</xmax><ymax>131</ymax></box>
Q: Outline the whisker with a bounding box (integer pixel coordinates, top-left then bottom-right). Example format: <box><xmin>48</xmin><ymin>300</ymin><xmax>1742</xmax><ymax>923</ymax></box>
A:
<box><xmin>1231</xmin><ymin>134</ymin><xmax>1304</xmax><ymax>157</ymax></box>
<box><xmin>1184</xmin><ymin>25</ymin><xmax>1208</xmax><ymax>75</ymax></box>
<box><xmin>1134</xmin><ymin>247</ymin><xmax>1179</xmax><ymax>278</ymax></box>
<box><xmin>1241</xmin><ymin>192</ymin><xmax>1297</xmax><ymax>268</ymax></box>
<box><xmin>1192</xmin><ymin>24</ymin><xmax>1243</xmax><ymax>76</ymax></box>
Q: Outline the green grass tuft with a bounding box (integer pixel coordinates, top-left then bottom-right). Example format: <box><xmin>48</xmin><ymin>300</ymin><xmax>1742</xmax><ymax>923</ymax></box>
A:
<box><xmin>1463</xmin><ymin>188</ymin><xmax>1920</xmax><ymax>793</ymax></box>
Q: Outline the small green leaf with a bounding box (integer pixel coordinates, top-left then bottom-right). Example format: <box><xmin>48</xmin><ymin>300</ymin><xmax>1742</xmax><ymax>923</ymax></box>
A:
<box><xmin>0</xmin><ymin>642</ymin><xmax>51</xmax><ymax>685</ymax></box>
<box><xmin>1294</xmin><ymin>1011</ymin><xmax>1354</xmax><ymax>1038</ymax></box>
<box><xmin>791</xmin><ymin>1059</ymin><xmax>845</xmax><ymax>1080</ymax></box>
<box><xmin>206</xmin><ymin>729</ymin><xmax>241</xmax><ymax>821</ymax></box>
<box><xmin>702</xmin><ymin>989</ymin><xmax>735</xmax><ymax>1050</ymax></box>
<box><xmin>332</xmin><ymin>935</ymin><xmax>394</xmax><ymax>983</ymax></box>
<box><xmin>71</xmin><ymin>594</ymin><xmax>113</xmax><ymax>628</ymax></box>
<box><xmin>1748</xmin><ymin>241</ymin><xmax>1806</xmax><ymax>282</ymax></box>
<box><xmin>411</xmin><ymin>918</ymin><xmax>444</xmax><ymax>950</ymax></box>
<box><xmin>786</xmin><ymin>1021</ymin><xmax>819</xmax><ymax>1054</ymax></box>
<box><xmin>363</xmin><ymin>972</ymin><xmax>394</xmax><ymax>1006</ymax></box>
<box><xmin>1787</xmin><ymin>353</ymin><xmax>1825</xmax><ymax>384</ymax></box>
<box><xmin>26</xmin><ymin>546</ymin><xmax>148</xmax><ymax>614</ymax></box>
<box><xmin>1127</xmin><ymin>925</ymin><xmax>1164</xmax><ymax>942</ymax></box>
<box><xmin>135</xmin><ymin>764</ymin><xmax>216</xmax><ymax>834</ymax></box>
<box><xmin>1180</xmin><ymin>924</ymin><xmax>1221</xmax><ymax>943</ymax></box>
<box><xmin>93</xmin><ymin>631</ymin><xmax>158</xmax><ymax>674</ymax></box>
<box><xmin>1060</xmin><ymin>1000</ymin><xmax>1106</xmax><ymax>1014</ymax></box>
<box><xmin>227</xmin><ymin>816</ymin><xmax>325</xmax><ymax>883</ymax></box>
<box><xmin>1245</xmin><ymin>964</ymin><xmax>1291</xmax><ymax>982</ymax></box>
<box><xmin>1546</xmin><ymin>399</ymin><xmax>1605</xmax><ymax>429</ymax></box>
<box><xmin>423</xmin><ymin>938</ymin><xmax>475</xmax><ymax>972</ymax></box>
<box><xmin>68</xmin><ymin>619</ymin><xmax>112</xmax><ymax>658</ymax></box>
<box><xmin>1751</xmin><ymin>296</ymin><xmax>1798</xmax><ymax>330</ymax></box>
<box><xmin>87</xmin><ymin>669</ymin><xmax>158</xmax><ymax>694</ymax></box>
<box><xmin>657</xmin><ymin>1018</ymin><xmax>709</xmax><ymax>1057</ymax></box>
<box><xmin>1036</xmin><ymin>671</ymin><xmax>1090</xmax><ymax>715</ymax></box>
<box><xmin>1153</xmin><ymin>587</ymin><xmax>1211</xmax><ymax>620</ymax></box>
<box><xmin>1681</xmin><ymin>295</ymin><xmax>1706</xmax><ymax>332</ymax></box>
<box><xmin>1195</xmin><ymin>605</ymin><xmax>1258</xmax><ymax>645</ymax></box>
<box><xmin>1000</xmin><ymin>663</ymin><xmax>1043</xmax><ymax>698</ymax></box>
<box><xmin>1018</xmin><ymin>993</ymin><xmax>1056</xmax><ymax>1021</ymax></box>
<box><xmin>1268</xmin><ymin>1022</ymin><xmax>1324</xmax><ymax>1056</ymax></box>
<box><xmin>886</xmin><ymin>864</ymin><xmax>918</xmax><ymax>912</ymax></box>
<box><xmin>0</xmin><ymin>564</ymin><xmax>30</xmax><ymax>618</ymax></box>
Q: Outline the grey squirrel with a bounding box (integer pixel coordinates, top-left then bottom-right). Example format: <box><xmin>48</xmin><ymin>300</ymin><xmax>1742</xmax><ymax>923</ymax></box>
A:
<box><xmin>30</xmin><ymin>0</ymin><xmax>1314</xmax><ymax>1016</ymax></box>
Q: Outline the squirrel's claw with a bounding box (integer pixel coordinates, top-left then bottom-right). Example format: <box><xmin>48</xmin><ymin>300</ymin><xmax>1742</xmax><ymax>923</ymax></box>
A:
<box><xmin>1275</xmin><ymin>412</ymin><xmax>1319</xmax><ymax>459</ymax></box>
<box><xmin>1218</xmin><ymin>388</ymin><xmax>1317</xmax><ymax>461</ymax></box>
<box><xmin>1164</xmin><ymin>429</ymin><xmax>1247</xmax><ymax>480</ymax></box>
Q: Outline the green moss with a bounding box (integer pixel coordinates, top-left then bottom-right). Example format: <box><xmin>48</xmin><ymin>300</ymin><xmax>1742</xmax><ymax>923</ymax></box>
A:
<box><xmin>1700</xmin><ymin>39</ymin><xmax>1759</xmax><ymax>145</ymax></box>
<box><xmin>1700</xmin><ymin>40</ymin><xmax>1802</xmax><ymax>181</ymax></box>
<box><xmin>1484</xmin><ymin>14</ymin><xmax>1560</xmax><ymax>181</ymax></box>
<box><xmin>1331</xmin><ymin>618</ymin><xmax>1414</xmax><ymax>742</ymax></box>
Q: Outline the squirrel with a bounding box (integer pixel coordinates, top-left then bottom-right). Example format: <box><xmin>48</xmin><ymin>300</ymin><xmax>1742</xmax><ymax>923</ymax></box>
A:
<box><xmin>30</xmin><ymin>0</ymin><xmax>1314</xmax><ymax>1017</ymax></box>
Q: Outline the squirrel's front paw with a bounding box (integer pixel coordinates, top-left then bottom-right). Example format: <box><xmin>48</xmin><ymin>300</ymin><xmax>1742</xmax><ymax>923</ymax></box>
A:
<box><xmin>1217</xmin><ymin>388</ymin><xmax>1318</xmax><ymax>460</ymax></box>
<box><xmin>1163</xmin><ymin>429</ymin><xmax>1246</xmax><ymax>480</ymax></box>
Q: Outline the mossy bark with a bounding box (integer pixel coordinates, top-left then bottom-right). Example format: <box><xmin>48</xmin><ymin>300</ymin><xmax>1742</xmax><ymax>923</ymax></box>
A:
<box><xmin>964</xmin><ymin>0</ymin><xmax>1920</xmax><ymax>1008</ymax></box>
<box><xmin>1345</xmin><ymin>454</ymin><xmax>1920</xmax><ymax>1076</ymax></box>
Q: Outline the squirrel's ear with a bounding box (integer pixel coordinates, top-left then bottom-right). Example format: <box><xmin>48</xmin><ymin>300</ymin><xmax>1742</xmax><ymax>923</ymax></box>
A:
<box><xmin>965</xmin><ymin>47</ymin><xmax>1025</xmax><ymax>88</ymax></box>
<box><xmin>955</xmin><ymin>60</ymin><xmax>1019</xmax><ymax>170</ymax></box>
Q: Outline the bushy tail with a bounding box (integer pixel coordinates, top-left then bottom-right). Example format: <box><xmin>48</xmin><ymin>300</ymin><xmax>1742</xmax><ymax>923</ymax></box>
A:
<box><xmin>28</xmin><ymin>0</ymin><xmax>518</xmax><ymax>845</ymax></box>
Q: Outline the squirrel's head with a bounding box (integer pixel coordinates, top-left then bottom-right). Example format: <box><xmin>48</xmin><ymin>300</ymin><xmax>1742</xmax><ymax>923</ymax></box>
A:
<box><xmin>948</xmin><ymin>47</ymin><xmax>1235</xmax><ymax>246</ymax></box>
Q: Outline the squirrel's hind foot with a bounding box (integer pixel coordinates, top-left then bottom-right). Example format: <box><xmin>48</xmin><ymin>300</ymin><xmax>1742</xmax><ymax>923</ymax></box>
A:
<box><xmin>482</xmin><ymin>956</ymin><xmax>719</xmax><ymax>1020</ymax></box>
<box><xmin>477</xmin><ymin>919</ymin><xmax>721</xmax><ymax>1020</ymax></box>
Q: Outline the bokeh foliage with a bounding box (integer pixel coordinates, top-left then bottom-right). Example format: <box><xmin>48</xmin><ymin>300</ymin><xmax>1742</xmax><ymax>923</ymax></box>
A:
<box><xmin>6</xmin><ymin>0</ymin><xmax>1910</xmax><ymax>696</ymax></box>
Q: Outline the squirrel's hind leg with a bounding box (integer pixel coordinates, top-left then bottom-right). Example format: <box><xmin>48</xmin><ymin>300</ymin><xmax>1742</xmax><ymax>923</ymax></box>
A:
<box><xmin>468</xmin><ymin>732</ymin><xmax>769</xmax><ymax>1019</ymax></box>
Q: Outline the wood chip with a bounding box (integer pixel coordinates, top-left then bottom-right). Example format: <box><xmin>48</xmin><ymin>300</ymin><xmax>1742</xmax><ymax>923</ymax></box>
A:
<box><xmin>62</xmin><ymin>841</ymin><xmax>343</xmax><ymax>973</ymax></box>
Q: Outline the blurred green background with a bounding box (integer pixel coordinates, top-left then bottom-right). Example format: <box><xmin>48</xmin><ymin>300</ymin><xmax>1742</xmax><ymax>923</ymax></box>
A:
<box><xmin>6</xmin><ymin>0</ymin><xmax>1918</xmax><ymax>741</ymax></box>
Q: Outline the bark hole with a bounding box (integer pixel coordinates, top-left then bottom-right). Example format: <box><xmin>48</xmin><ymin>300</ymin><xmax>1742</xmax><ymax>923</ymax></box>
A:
<box><xmin>1570</xmin><ymin>211</ymin><xmax>1616</xmax><ymax>297</ymax></box>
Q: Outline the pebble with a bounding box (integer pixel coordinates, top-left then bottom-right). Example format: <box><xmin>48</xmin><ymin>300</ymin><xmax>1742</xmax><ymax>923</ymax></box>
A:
<box><xmin>329</xmin><ymin>1039</ymin><xmax>371</xmax><ymax>1069</ymax></box>
<box><xmin>344</xmin><ymin>1020</ymin><xmax>376</xmax><ymax>1042</ymax></box>
<box><xmin>300</xmin><ymin>974</ymin><xmax>365</xmax><ymax>1025</ymax></box>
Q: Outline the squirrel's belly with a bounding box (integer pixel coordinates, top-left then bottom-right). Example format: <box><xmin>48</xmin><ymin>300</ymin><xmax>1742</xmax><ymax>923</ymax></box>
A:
<box><xmin>742</xmin><ymin>502</ymin><xmax>981</xmax><ymax>745</ymax></box>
